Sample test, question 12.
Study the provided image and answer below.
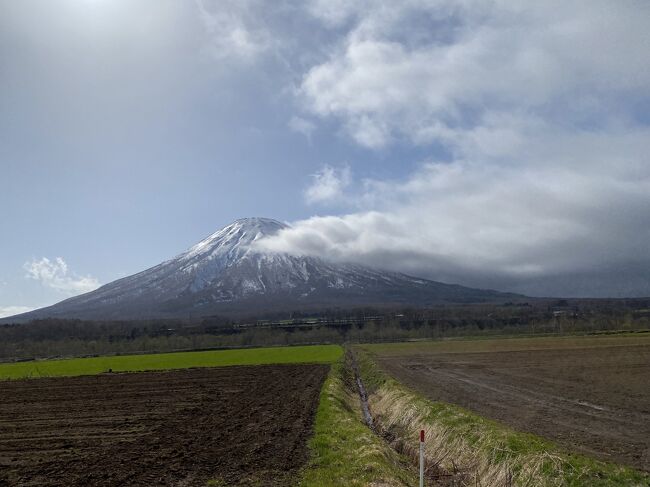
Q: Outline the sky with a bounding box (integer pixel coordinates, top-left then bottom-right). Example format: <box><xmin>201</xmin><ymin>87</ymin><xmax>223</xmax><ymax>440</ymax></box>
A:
<box><xmin>1</xmin><ymin>0</ymin><xmax>650</xmax><ymax>317</ymax></box>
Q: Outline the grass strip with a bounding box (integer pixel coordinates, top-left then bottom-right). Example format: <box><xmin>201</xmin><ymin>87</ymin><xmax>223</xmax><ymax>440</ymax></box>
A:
<box><xmin>300</xmin><ymin>358</ymin><xmax>417</xmax><ymax>487</ymax></box>
<box><xmin>0</xmin><ymin>344</ymin><xmax>342</xmax><ymax>380</ymax></box>
<box><xmin>356</xmin><ymin>348</ymin><xmax>650</xmax><ymax>487</ymax></box>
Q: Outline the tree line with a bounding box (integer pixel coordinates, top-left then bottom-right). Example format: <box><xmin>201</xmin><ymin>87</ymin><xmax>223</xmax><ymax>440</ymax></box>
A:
<box><xmin>1</xmin><ymin>298</ymin><xmax>648</xmax><ymax>362</ymax></box>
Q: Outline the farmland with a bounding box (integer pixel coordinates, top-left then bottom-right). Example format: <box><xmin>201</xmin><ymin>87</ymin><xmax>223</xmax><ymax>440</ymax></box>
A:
<box><xmin>3</xmin><ymin>335</ymin><xmax>649</xmax><ymax>486</ymax></box>
<box><xmin>0</xmin><ymin>364</ymin><xmax>329</xmax><ymax>486</ymax></box>
<box><xmin>0</xmin><ymin>344</ymin><xmax>342</xmax><ymax>380</ymax></box>
<box><xmin>0</xmin><ymin>345</ymin><xmax>342</xmax><ymax>486</ymax></box>
<box><xmin>362</xmin><ymin>334</ymin><xmax>650</xmax><ymax>472</ymax></box>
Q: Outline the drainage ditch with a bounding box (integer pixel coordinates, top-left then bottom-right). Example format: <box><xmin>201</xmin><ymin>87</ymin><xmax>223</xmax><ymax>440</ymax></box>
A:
<box><xmin>349</xmin><ymin>349</ymin><xmax>375</xmax><ymax>432</ymax></box>
<box><xmin>348</xmin><ymin>348</ymin><xmax>460</xmax><ymax>486</ymax></box>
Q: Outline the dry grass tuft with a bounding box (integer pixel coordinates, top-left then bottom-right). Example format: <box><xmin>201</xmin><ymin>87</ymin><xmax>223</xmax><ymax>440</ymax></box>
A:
<box><xmin>371</xmin><ymin>386</ymin><xmax>515</xmax><ymax>486</ymax></box>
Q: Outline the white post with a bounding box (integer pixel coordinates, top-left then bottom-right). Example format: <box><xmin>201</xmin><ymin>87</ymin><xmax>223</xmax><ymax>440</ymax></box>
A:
<box><xmin>419</xmin><ymin>429</ymin><xmax>424</xmax><ymax>487</ymax></box>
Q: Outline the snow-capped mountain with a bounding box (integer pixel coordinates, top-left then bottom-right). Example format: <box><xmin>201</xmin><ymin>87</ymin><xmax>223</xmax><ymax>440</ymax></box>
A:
<box><xmin>6</xmin><ymin>218</ymin><xmax>518</xmax><ymax>321</ymax></box>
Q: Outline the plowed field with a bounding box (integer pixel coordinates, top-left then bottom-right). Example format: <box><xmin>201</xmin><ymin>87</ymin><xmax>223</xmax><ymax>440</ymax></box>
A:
<box><xmin>0</xmin><ymin>364</ymin><xmax>328</xmax><ymax>486</ymax></box>
<box><xmin>369</xmin><ymin>338</ymin><xmax>650</xmax><ymax>471</ymax></box>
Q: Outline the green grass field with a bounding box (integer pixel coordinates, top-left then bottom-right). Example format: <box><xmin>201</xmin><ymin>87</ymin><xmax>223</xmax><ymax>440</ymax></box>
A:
<box><xmin>0</xmin><ymin>344</ymin><xmax>342</xmax><ymax>380</ymax></box>
<box><xmin>361</xmin><ymin>332</ymin><xmax>650</xmax><ymax>356</ymax></box>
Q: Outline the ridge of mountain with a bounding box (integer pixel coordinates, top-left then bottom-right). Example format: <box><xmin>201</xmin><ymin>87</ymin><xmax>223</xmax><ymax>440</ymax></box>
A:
<box><xmin>3</xmin><ymin>217</ymin><xmax>522</xmax><ymax>322</ymax></box>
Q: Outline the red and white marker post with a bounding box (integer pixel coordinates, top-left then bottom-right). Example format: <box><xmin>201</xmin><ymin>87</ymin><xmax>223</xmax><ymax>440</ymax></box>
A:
<box><xmin>419</xmin><ymin>429</ymin><xmax>425</xmax><ymax>487</ymax></box>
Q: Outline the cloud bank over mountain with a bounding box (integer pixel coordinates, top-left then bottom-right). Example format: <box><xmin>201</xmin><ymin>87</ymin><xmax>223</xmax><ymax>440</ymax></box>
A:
<box><xmin>260</xmin><ymin>0</ymin><xmax>650</xmax><ymax>296</ymax></box>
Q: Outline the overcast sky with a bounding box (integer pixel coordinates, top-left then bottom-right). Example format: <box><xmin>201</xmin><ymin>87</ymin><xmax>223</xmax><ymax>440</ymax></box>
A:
<box><xmin>2</xmin><ymin>0</ymin><xmax>650</xmax><ymax>316</ymax></box>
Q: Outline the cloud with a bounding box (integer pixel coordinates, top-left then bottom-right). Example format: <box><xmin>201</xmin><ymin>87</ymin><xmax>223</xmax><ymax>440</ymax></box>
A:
<box><xmin>301</xmin><ymin>1</ymin><xmax>650</xmax><ymax>148</ymax></box>
<box><xmin>0</xmin><ymin>306</ymin><xmax>34</xmax><ymax>319</ymax></box>
<box><xmin>260</xmin><ymin>139</ymin><xmax>650</xmax><ymax>296</ymax></box>
<box><xmin>263</xmin><ymin>1</ymin><xmax>650</xmax><ymax>296</ymax></box>
<box><xmin>24</xmin><ymin>257</ymin><xmax>100</xmax><ymax>295</ymax></box>
<box><xmin>289</xmin><ymin>116</ymin><xmax>317</xmax><ymax>141</ymax></box>
<box><xmin>263</xmin><ymin>133</ymin><xmax>650</xmax><ymax>273</ymax></box>
<box><xmin>304</xmin><ymin>165</ymin><xmax>352</xmax><ymax>204</ymax></box>
<box><xmin>195</xmin><ymin>0</ymin><xmax>277</xmax><ymax>62</ymax></box>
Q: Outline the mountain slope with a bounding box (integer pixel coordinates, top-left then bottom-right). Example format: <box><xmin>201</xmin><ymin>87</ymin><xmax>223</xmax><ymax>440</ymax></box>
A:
<box><xmin>5</xmin><ymin>218</ymin><xmax>520</xmax><ymax>322</ymax></box>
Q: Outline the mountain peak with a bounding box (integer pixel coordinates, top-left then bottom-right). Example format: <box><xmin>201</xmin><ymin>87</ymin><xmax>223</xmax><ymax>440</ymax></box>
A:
<box><xmin>181</xmin><ymin>217</ymin><xmax>288</xmax><ymax>262</ymax></box>
<box><xmin>229</xmin><ymin>217</ymin><xmax>288</xmax><ymax>233</ymax></box>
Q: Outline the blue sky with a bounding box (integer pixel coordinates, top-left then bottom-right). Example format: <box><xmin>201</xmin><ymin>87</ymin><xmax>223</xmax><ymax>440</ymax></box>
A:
<box><xmin>2</xmin><ymin>0</ymin><xmax>650</xmax><ymax>316</ymax></box>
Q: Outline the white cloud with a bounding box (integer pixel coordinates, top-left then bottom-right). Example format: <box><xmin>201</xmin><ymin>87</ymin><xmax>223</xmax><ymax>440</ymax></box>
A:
<box><xmin>195</xmin><ymin>0</ymin><xmax>275</xmax><ymax>62</ymax></box>
<box><xmin>304</xmin><ymin>165</ymin><xmax>352</xmax><ymax>204</ymax></box>
<box><xmin>306</xmin><ymin>0</ymin><xmax>371</xmax><ymax>27</ymax></box>
<box><xmin>24</xmin><ymin>257</ymin><xmax>100</xmax><ymax>295</ymax></box>
<box><xmin>301</xmin><ymin>1</ymin><xmax>650</xmax><ymax>149</ymax></box>
<box><xmin>260</xmin><ymin>124</ymin><xmax>650</xmax><ymax>295</ymax></box>
<box><xmin>288</xmin><ymin>116</ymin><xmax>317</xmax><ymax>141</ymax></box>
<box><xmin>264</xmin><ymin>1</ymin><xmax>650</xmax><ymax>296</ymax></box>
<box><xmin>0</xmin><ymin>306</ymin><xmax>34</xmax><ymax>319</ymax></box>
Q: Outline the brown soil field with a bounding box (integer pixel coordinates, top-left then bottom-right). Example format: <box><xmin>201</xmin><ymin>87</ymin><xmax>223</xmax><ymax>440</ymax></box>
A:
<box><xmin>373</xmin><ymin>341</ymin><xmax>650</xmax><ymax>471</ymax></box>
<box><xmin>0</xmin><ymin>364</ymin><xmax>328</xmax><ymax>486</ymax></box>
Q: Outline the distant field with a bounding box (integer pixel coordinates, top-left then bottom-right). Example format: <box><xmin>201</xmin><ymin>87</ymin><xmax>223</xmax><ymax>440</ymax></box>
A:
<box><xmin>361</xmin><ymin>334</ymin><xmax>650</xmax><ymax>471</ymax></box>
<box><xmin>363</xmin><ymin>332</ymin><xmax>650</xmax><ymax>355</ymax></box>
<box><xmin>0</xmin><ymin>344</ymin><xmax>342</xmax><ymax>380</ymax></box>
